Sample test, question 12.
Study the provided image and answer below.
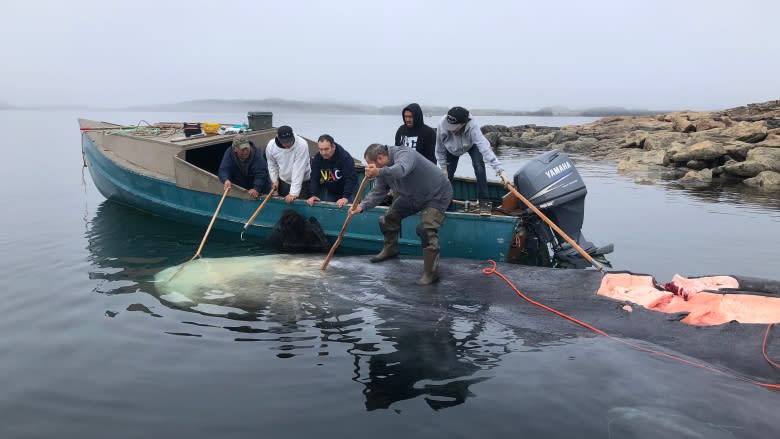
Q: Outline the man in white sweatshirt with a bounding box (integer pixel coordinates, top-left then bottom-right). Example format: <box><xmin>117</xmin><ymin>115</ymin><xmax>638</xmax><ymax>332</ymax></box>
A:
<box><xmin>266</xmin><ymin>125</ymin><xmax>312</xmax><ymax>203</ymax></box>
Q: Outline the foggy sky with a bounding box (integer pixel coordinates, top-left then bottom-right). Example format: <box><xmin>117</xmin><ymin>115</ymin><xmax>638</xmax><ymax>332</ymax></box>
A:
<box><xmin>2</xmin><ymin>0</ymin><xmax>778</xmax><ymax>111</ymax></box>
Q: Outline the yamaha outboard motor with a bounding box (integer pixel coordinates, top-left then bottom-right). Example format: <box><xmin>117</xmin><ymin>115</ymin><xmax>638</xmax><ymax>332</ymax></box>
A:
<box><xmin>512</xmin><ymin>150</ymin><xmax>613</xmax><ymax>268</ymax></box>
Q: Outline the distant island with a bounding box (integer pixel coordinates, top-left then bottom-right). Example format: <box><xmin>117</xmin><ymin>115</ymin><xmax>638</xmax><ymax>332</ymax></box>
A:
<box><xmin>0</xmin><ymin>97</ymin><xmax>662</xmax><ymax>117</ymax></box>
<box><xmin>122</xmin><ymin>98</ymin><xmax>661</xmax><ymax>117</ymax></box>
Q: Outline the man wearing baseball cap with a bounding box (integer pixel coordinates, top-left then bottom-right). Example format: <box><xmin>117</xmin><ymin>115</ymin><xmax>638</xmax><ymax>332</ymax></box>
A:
<box><xmin>218</xmin><ymin>135</ymin><xmax>271</xmax><ymax>199</ymax></box>
<box><xmin>266</xmin><ymin>125</ymin><xmax>312</xmax><ymax>203</ymax></box>
<box><xmin>435</xmin><ymin>106</ymin><xmax>510</xmax><ymax>212</ymax></box>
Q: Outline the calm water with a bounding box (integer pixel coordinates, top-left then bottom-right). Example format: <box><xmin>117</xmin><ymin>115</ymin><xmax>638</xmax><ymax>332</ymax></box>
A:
<box><xmin>1</xmin><ymin>110</ymin><xmax>779</xmax><ymax>438</ymax></box>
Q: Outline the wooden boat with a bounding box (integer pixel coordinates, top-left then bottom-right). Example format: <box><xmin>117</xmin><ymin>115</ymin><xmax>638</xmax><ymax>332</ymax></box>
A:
<box><xmin>79</xmin><ymin>117</ymin><xmax>532</xmax><ymax>263</ymax></box>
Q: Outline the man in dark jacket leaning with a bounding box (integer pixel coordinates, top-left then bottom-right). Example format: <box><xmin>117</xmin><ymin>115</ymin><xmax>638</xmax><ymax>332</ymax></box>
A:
<box><xmin>351</xmin><ymin>144</ymin><xmax>452</xmax><ymax>285</ymax></box>
<box><xmin>394</xmin><ymin>103</ymin><xmax>437</xmax><ymax>164</ymax></box>
<box><xmin>218</xmin><ymin>135</ymin><xmax>271</xmax><ymax>198</ymax></box>
<box><xmin>307</xmin><ymin>134</ymin><xmax>358</xmax><ymax>208</ymax></box>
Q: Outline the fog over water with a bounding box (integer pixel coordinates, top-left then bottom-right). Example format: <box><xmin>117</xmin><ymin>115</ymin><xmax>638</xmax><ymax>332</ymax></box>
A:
<box><xmin>2</xmin><ymin>0</ymin><xmax>779</xmax><ymax>111</ymax></box>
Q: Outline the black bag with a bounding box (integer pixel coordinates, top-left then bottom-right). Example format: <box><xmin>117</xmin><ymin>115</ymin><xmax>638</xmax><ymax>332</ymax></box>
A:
<box><xmin>267</xmin><ymin>209</ymin><xmax>330</xmax><ymax>253</ymax></box>
<box><xmin>183</xmin><ymin>122</ymin><xmax>202</xmax><ymax>137</ymax></box>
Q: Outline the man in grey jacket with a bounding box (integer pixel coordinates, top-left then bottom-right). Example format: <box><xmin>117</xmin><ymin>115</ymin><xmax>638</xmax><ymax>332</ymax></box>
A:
<box><xmin>351</xmin><ymin>144</ymin><xmax>452</xmax><ymax>285</ymax></box>
<box><xmin>436</xmin><ymin>106</ymin><xmax>510</xmax><ymax>212</ymax></box>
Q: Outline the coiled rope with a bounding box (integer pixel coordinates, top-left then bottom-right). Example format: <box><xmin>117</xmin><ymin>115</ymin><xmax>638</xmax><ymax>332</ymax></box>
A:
<box><xmin>105</xmin><ymin>120</ymin><xmax>178</xmax><ymax>137</ymax></box>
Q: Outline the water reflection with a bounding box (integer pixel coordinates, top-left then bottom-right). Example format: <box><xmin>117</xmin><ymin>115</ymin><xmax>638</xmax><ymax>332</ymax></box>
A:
<box><xmin>663</xmin><ymin>180</ymin><xmax>780</xmax><ymax>212</ymax></box>
<box><xmin>342</xmin><ymin>287</ymin><xmax>499</xmax><ymax>410</ymax></box>
<box><xmin>85</xmin><ymin>201</ymin><xmax>563</xmax><ymax>410</ymax></box>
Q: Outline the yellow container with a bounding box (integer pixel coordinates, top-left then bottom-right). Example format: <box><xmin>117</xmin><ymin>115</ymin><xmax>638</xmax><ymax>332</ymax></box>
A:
<box><xmin>201</xmin><ymin>122</ymin><xmax>221</xmax><ymax>134</ymax></box>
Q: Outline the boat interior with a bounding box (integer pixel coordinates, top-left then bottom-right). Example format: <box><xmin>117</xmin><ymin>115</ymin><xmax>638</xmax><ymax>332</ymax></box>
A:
<box><xmin>181</xmin><ymin>129</ymin><xmax>318</xmax><ymax>179</ymax></box>
<box><xmin>173</xmin><ymin>127</ymin><xmax>512</xmax><ymax>214</ymax></box>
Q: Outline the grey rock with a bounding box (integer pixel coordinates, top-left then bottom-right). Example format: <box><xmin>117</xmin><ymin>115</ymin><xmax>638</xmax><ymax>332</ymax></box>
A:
<box><xmin>756</xmin><ymin>133</ymin><xmax>780</xmax><ymax>148</ymax></box>
<box><xmin>636</xmin><ymin>150</ymin><xmax>670</xmax><ymax>166</ymax></box>
<box><xmin>693</xmin><ymin>119</ymin><xmax>726</xmax><ymax>131</ymax></box>
<box><xmin>685</xmin><ymin>160</ymin><xmax>710</xmax><ymax>170</ymax></box>
<box><xmin>743</xmin><ymin>171</ymin><xmax>780</xmax><ymax>189</ymax></box>
<box><xmin>643</xmin><ymin>132</ymin><xmax>687</xmax><ymax>151</ymax></box>
<box><xmin>552</xmin><ymin>130</ymin><xmax>579</xmax><ymax>144</ymax></box>
<box><xmin>721</xmin><ymin>121</ymin><xmax>768</xmax><ymax>143</ymax></box>
<box><xmin>481</xmin><ymin>124</ymin><xmax>510</xmax><ymax>134</ymax></box>
<box><xmin>677</xmin><ymin>169</ymin><xmax>714</xmax><ymax>187</ymax></box>
<box><xmin>497</xmin><ymin>136</ymin><xmax>523</xmax><ymax>147</ymax></box>
<box><xmin>672</xmin><ymin>116</ymin><xmax>696</xmax><ymax>133</ymax></box>
<box><xmin>746</xmin><ymin>147</ymin><xmax>780</xmax><ymax>172</ymax></box>
<box><xmin>669</xmin><ymin>140</ymin><xmax>726</xmax><ymax>162</ymax></box>
<box><xmin>723</xmin><ymin>161</ymin><xmax>768</xmax><ymax>177</ymax></box>
<box><xmin>485</xmin><ymin>131</ymin><xmax>501</xmax><ymax>146</ymax></box>
<box><xmin>621</xmin><ymin>130</ymin><xmax>648</xmax><ymax>148</ymax></box>
<box><xmin>722</xmin><ymin>141</ymin><xmax>756</xmax><ymax>161</ymax></box>
<box><xmin>558</xmin><ymin>137</ymin><xmax>598</xmax><ymax>153</ymax></box>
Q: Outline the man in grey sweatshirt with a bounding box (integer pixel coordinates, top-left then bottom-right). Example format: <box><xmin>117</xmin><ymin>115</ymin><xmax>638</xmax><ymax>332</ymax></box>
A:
<box><xmin>351</xmin><ymin>144</ymin><xmax>452</xmax><ymax>285</ymax></box>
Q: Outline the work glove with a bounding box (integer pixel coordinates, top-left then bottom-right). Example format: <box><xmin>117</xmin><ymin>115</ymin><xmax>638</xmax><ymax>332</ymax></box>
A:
<box><xmin>499</xmin><ymin>170</ymin><xmax>510</xmax><ymax>187</ymax></box>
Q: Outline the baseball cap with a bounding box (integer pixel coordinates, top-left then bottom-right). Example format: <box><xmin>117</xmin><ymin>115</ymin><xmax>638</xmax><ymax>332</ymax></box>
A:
<box><xmin>441</xmin><ymin>106</ymin><xmax>470</xmax><ymax>131</ymax></box>
<box><xmin>232</xmin><ymin>135</ymin><xmax>250</xmax><ymax>149</ymax></box>
<box><xmin>276</xmin><ymin>125</ymin><xmax>295</xmax><ymax>145</ymax></box>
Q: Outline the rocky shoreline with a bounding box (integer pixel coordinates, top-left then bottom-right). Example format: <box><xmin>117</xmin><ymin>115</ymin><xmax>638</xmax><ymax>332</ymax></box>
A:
<box><xmin>482</xmin><ymin>100</ymin><xmax>780</xmax><ymax>190</ymax></box>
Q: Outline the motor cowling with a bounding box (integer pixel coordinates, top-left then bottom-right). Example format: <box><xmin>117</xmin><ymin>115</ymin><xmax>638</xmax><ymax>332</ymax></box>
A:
<box><xmin>512</xmin><ymin>150</ymin><xmax>613</xmax><ymax>266</ymax></box>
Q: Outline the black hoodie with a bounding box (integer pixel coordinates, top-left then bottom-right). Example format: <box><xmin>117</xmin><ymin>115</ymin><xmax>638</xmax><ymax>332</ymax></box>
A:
<box><xmin>394</xmin><ymin>103</ymin><xmax>437</xmax><ymax>164</ymax></box>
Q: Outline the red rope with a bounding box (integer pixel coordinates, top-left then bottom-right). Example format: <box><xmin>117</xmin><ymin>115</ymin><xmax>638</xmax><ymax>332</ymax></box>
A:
<box><xmin>481</xmin><ymin>260</ymin><xmax>780</xmax><ymax>391</ymax></box>
<box><xmin>763</xmin><ymin>324</ymin><xmax>780</xmax><ymax>369</ymax></box>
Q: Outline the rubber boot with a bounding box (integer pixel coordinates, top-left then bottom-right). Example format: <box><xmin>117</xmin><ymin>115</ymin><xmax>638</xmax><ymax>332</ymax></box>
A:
<box><xmin>370</xmin><ymin>234</ymin><xmax>399</xmax><ymax>263</ymax></box>
<box><xmin>416</xmin><ymin>248</ymin><xmax>440</xmax><ymax>285</ymax></box>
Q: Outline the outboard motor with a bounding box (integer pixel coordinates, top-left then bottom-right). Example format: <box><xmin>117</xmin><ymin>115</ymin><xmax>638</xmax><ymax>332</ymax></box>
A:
<box><xmin>512</xmin><ymin>150</ymin><xmax>613</xmax><ymax>268</ymax></box>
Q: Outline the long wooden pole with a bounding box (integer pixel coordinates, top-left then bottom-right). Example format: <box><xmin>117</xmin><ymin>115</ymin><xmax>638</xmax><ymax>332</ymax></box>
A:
<box><xmin>321</xmin><ymin>176</ymin><xmax>371</xmax><ymax>271</ymax></box>
<box><xmin>190</xmin><ymin>186</ymin><xmax>230</xmax><ymax>261</ymax></box>
<box><xmin>240</xmin><ymin>190</ymin><xmax>274</xmax><ymax>241</ymax></box>
<box><xmin>242</xmin><ymin>190</ymin><xmax>274</xmax><ymax>230</ymax></box>
<box><xmin>506</xmin><ymin>182</ymin><xmax>605</xmax><ymax>272</ymax></box>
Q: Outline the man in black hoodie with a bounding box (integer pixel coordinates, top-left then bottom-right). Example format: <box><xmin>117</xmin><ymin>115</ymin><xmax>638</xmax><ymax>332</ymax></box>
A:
<box><xmin>307</xmin><ymin>134</ymin><xmax>358</xmax><ymax>208</ymax></box>
<box><xmin>394</xmin><ymin>103</ymin><xmax>437</xmax><ymax>164</ymax></box>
